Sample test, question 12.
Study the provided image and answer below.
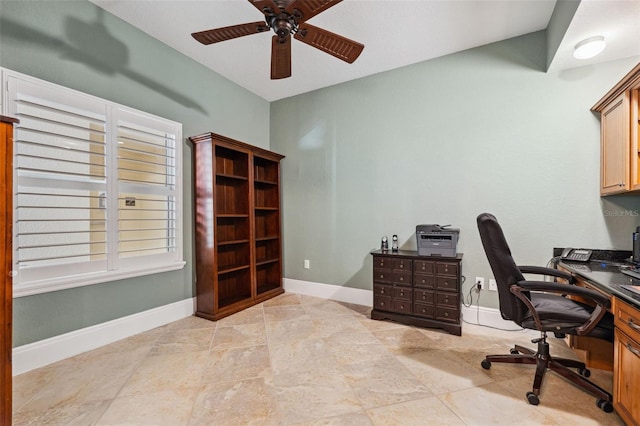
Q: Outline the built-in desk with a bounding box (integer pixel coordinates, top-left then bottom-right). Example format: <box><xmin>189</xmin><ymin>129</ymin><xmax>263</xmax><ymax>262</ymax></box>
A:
<box><xmin>558</xmin><ymin>260</ymin><xmax>640</xmax><ymax>426</ymax></box>
<box><xmin>559</xmin><ymin>260</ymin><xmax>640</xmax><ymax>309</ymax></box>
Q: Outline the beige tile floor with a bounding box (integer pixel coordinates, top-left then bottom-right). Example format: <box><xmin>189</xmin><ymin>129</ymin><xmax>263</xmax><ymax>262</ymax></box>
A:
<box><xmin>12</xmin><ymin>293</ymin><xmax>625</xmax><ymax>425</ymax></box>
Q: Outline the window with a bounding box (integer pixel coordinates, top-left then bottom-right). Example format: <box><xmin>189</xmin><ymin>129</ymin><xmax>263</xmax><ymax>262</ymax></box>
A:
<box><xmin>2</xmin><ymin>69</ymin><xmax>184</xmax><ymax>297</ymax></box>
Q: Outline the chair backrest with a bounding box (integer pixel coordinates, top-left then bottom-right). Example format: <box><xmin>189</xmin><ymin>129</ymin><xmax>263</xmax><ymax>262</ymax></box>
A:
<box><xmin>476</xmin><ymin>213</ymin><xmax>527</xmax><ymax>322</ymax></box>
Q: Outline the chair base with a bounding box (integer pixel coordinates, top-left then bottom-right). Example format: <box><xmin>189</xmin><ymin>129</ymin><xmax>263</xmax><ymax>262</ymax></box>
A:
<box><xmin>480</xmin><ymin>334</ymin><xmax>613</xmax><ymax>412</ymax></box>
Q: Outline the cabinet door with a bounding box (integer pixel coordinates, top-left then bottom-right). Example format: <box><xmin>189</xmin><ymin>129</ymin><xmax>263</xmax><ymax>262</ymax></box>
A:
<box><xmin>630</xmin><ymin>89</ymin><xmax>640</xmax><ymax>191</ymax></box>
<box><xmin>600</xmin><ymin>92</ymin><xmax>630</xmax><ymax>195</ymax></box>
<box><xmin>613</xmin><ymin>297</ymin><xmax>640</xmax><ymax>425</ymax></box>
<box><xmin>613</xmin><ymin>329</ymin><xmax>640</xmax><ymax>425</ymax></box>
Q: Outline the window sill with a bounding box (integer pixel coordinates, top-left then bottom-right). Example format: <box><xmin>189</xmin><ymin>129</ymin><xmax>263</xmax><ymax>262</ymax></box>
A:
<box><xmin>13</xmin><ymin>261</ymin><xmax>187</xmax><ymax>298</ymax></box>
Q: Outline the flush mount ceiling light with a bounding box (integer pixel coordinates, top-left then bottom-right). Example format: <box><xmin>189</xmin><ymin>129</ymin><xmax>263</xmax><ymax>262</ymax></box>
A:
<box><xmin>573</xmin><ymin>36</ymin><xmax>606</xmax><ymax>60</ymax></box>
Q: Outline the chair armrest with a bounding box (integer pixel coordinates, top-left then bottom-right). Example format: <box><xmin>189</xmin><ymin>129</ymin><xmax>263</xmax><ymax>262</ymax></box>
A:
<box><xmin>512</xmin><ymin>280</ymin><xmax>610</xmax><ymax>335</ymax></box>
<box><xmin>518</xmin><ymin>265</ymin><xmax>575</xmax><ymax>283</ymax></box>
<box><xmin>517</xmin><ymin>280</ymin><xmax>610</xmax><ymax>308</ymax></box>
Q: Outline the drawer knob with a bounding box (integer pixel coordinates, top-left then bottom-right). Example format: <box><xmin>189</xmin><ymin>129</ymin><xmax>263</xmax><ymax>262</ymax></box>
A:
<box><xmin>400</xmin><ymin>304</ymin><xmax>404</xmax><ymax>309</ymax></box>
<box><xmin>444</xmin><ymin>312</ymin><xmax>449</xmax><ymax>317</ymax></box>
<box><xmin>400</xmin><ymin>264</ymin><xmax>404</xmax><ymax>269</ymax></box>
<box><xmin>380</xmin><ymin>274</ymin><xmax>384</xmax><ymax>279</ymax></box>
<box><xmin>422</xmin><ymin>309</ymin><xmax>426</xmax><ymax>313</ymax></box>
<box><xmin>380</xmin><ymin>301</ymin><xmax>385</xmax><ymax>306</ymax></box>
<box><xmin>380</xmin><ymin>289</ymin><xmax>385</xmax><ymax>294</ymax></box>
<box><xmin>399</xmin><ymin>277</ymin><xmax>404</xmax><ymax>281</ymax></box>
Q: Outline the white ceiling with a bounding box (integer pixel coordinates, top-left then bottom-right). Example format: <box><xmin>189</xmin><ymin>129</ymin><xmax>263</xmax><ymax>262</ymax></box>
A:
<box><xmin>90</xmin><ymin>0</ymin><xmax>640</xmax><ymax>102</ymax></box>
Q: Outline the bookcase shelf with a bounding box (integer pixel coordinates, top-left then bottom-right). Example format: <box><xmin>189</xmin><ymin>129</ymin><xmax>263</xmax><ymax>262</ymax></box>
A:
<box><xmin>191</xmin><ymin>132</ymin><xmax>284</xmax><ymax>320</ymax></box>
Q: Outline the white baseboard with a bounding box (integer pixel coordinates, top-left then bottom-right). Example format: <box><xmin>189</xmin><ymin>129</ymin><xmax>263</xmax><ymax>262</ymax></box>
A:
<box><xmin>284</xmin><ymin>278</ymin><xmax>372</xmax><ymax>306</ymax></box>
<box><xmin>13</xmin><ymin>297</ymin><xmax>196</xmax><ymax>376</ymax></box>
<box><xmin>284</xmin><ymin>278</ymin><xmax>521</xmax><ymax>331</ymax></box>
<box><xmin>460</xmin><ymin>304</ymin><xmax>523</xmax><ymax>330</ymax></box>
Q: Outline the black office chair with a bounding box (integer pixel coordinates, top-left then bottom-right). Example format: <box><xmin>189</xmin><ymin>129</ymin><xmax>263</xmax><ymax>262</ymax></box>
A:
<box><xmin>476</xmin><ymin>213</ymin><xmax>614</xmax><ymax>412</ymax></box>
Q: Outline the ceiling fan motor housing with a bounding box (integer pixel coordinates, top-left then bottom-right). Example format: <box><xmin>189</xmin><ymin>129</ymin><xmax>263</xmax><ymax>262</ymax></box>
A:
<box><xmin>269</xmin><ymin>14</ymin><xmax>297</xmax><ymax>39</ymax></box>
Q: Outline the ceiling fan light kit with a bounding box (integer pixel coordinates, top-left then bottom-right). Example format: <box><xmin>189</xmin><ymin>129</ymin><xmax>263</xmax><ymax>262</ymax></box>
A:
<box><xmin>192</xmin><ymin>0</ymin><xmax>364</xmax><ymax>80</ymax></box>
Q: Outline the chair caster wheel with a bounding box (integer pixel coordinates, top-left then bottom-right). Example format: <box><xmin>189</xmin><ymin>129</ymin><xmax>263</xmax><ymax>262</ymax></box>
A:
<box><xmin>526</xmin><ymin>392</ymin><xmax>539</xmax><ymax>406</ymax></box>
<box><xmin>578</xmin><ymin>367</ymin><xmax>591</xmax><ymax>378</ymax></box>
<box><xmin>596</xmin><ymin>399</ymin><xmax>613</xmax><ymax>413</ymax></box>
<box><xmin>510</xmin><ymin>348</ymin><xmax>519</xmax><ymax>355</ymax></box>
<box><xmin>481</xmin><ymin>360</ymin><xmax>491</xmax><ymax>369</ymax></box>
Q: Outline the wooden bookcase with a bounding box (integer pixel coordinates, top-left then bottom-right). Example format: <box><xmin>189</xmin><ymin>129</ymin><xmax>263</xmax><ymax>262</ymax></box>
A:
<box><xmin>1</xmin><ymin>116</ymin><xmax>18</xmax><ymax>426</ymax></box>
<box><xmin>190</xmin><ymin>133</ymin><xmax>284</xmax><ymax>320</ymax></box>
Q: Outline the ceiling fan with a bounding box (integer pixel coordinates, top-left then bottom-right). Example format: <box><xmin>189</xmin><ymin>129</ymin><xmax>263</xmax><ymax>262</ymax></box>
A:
<box><xmin>192</xmin><ymin>0</ymin><xmax>364</xmax><ymax>80</ymax></box>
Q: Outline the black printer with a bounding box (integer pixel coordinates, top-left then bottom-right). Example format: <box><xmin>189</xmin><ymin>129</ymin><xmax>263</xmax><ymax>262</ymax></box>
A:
<box><xmin>416</xmin><ymin>224</ymin><xmax>459</xmax><ymax>257</ymax></box>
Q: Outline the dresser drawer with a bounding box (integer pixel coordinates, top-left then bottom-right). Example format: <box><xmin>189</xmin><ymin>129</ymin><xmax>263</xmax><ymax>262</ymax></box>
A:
<box><xmin>435</xmin><ymin>306</ymin><xmax>458</xmax><ymax>323</ymax></box>
<box><xmin>373</xmin><ymin>284</ymin><xmax>392</xmax><ymax>297</ymax></box>
<box><xmin>374</xmin><ymin>295</ymin><xmax>392</xmax><ymax>311</ymax></box>
<box><xmin>414</xmin><ymin>273</ymin><xmax>435</xmax><ymax>288</ymax></box>
<box><xmin>394</xmin><ymin>286</ymin><xmax>412</xmax><ymax>300</ymax></box>
<box><xmin>393</xmin><ymin>258</ymin><xmax>412</xmax><ymax>272</ymax></box>
<box><xmin>436</xmin><ymin>262</ymin><xmax>458</xmax><ymax>276</ymax></box>
<box><xmin>414</xmin><ymin>302</ymin><xmax>434</xmax><ymax>318</ymax></box>
<box><xmin>393</xmin><ymin>299</ymin><xmax>411</xmax><ymax>314</ymax></box>
<box><xmin>373</xmin><ymin>256</ymin><xmax>393</xmax><ymax>270</ymax></box>
<box><xmin>614</xmin><ymin>297</ymin><xmax>640</xmax><ymax>342</ymax></box>
<box><xmin>435</xmin><ymin>276</ymin><xmax>458</xmax><ymax>291</ymax></box>
<box><xmin>394</xmin><ymin>271</ymin><xmax>412</xmax><ymax>285</ymax></box>
<box><xmin>414</xmin><ymin>289</ymin><xmax>434</xmax><ymax>305</ymax></box>
<box><xmin>436</xmin><ymin>292</ymin><xmax>459</xmax><ymax>307</ymax></box>
<box><xmin>373</xmin><ymin>268</ymin><xmax>393</xmax><ymax>284</ymax></box>
<box><xmin>414</xmin><ymin>260</ymin><xmax>434</xmax><ymax>274</ymax></box>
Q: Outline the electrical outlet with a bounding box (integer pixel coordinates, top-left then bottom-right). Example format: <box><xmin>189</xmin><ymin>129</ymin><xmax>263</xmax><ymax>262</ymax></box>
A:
<box><xmin>304</xmin><ymin>259</ymin><xmax>310</xmax><ymax>269</ymax></box>
<box><xmin>489</xmin><ymin>279</ymin><xmax>498</xmax><ymax>291</ymax></box>
<box><xmin>475</xmin><ymin>277</ymin><xmax>484</xmax><ymax>291</ymax></box>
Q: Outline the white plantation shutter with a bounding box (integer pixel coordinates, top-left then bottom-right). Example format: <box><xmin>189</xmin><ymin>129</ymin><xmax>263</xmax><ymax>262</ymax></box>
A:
<box><xmin>4</xmin><ymin>69</ymin><xmax>184</xmax><ymax>297</ymax></box>
<box><xmin>114</xmin><ymin>110</ymin><xmax>179</xmax><ymax>270</ymax></box>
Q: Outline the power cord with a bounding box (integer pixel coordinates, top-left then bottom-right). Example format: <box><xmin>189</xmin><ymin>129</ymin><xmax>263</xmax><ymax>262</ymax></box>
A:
<box><xmin>460</xmin><ymin>274</ymin><xmax>528</xmax><ymax>332</ymax></box>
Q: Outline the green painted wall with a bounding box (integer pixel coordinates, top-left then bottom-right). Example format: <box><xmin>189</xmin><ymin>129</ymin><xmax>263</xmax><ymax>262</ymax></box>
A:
<box><xmin>545</xmin><ymin>0</ymin><xmax>580</xmax><ymax>69</ymax></box>
<box><xmin>271</xmin><ymin>31</ymin><xmax>640</xmax><ymax>309</ymax></box>
<box><xmin>1</xmin><ymin>0</ymin><xmax>270</xmax><ymax>345</ymax></box>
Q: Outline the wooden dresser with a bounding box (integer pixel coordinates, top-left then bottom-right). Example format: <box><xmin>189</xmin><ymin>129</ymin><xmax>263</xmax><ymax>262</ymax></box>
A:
<box><xmin>1</xmin><ymin>116</ymin><xmax>18</xmax><ymax>425</ymax></box>
<box><xmin>370</xmin><ymin>250</ymin><xmax>463</xmax><ymax>335</ymax></box>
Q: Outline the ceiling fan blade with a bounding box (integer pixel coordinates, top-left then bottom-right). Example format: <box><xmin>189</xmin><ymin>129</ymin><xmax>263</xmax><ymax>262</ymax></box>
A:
<box><xmin>285</xmin><ymin>0</ymin><xmax>343</xmax><ymax>23</ymax></box>
<box><xmin>248</xmin><ymin>0</ymin><xmax>282</xmax><ymax>16</ymax></box>
<box><xmin>192</xmin><ymin>22</ymin><xmax>269</xmax><ymax>45</ymax></box>
<box><xmin>294</xmin><ymin>23</ymin><xmax>364</xmax><ymax>63</ymax></box>
<box><xmin>271</xmin><ymin>35</ymin><xmax>292</xmax><ymax>79</ymax></box>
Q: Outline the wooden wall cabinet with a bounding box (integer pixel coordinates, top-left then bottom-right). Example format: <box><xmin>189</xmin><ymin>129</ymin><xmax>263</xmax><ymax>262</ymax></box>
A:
<box><xmin>190</xmin><ymin>133</ymin><xmax>284</xmax><ymax>321</ymax></box>
<box><xmin>371</xmin><ymin>250</ymin><xmax>463</xmax><ymax>336</ymax></box>
<box><xmin>592</xmin><ymin>63</ymin><xmax>640</xmax><ymax>195</ymax></box>
<box><xmin>1</xmin><ymin>116</ymin><xmax>18</xmax><ymax>425</ymax></box>
<box><xmin>612</xmin><ymin>297</ymin><xmax>640</xmax><ymax>426</ymax></box>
